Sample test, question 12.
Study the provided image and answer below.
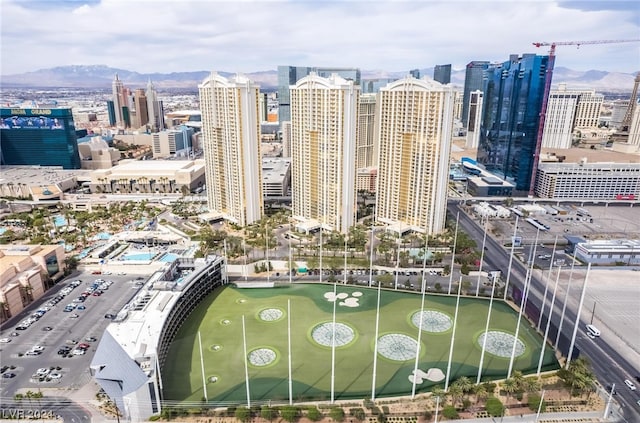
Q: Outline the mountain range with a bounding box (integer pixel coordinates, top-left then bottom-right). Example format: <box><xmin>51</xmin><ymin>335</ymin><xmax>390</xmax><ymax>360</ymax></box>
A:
<box><xmin>1</xmin><ymin>64</ymin><xmax>637</xmax><ymax>93</ymax></box>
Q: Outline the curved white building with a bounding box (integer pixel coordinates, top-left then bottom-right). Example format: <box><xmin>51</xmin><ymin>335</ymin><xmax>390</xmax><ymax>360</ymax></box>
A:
<box><xmin>375</xmin><ymin>76</ymin><xmax>454</xmax><ymax>235</ymax></box>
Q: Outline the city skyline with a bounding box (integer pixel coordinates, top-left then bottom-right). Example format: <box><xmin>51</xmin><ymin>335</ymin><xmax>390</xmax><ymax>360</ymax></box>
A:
<box><xmin>1</xmin><ymin>1</ymin><xmax>639</xmax><ymax>76</ymax></box>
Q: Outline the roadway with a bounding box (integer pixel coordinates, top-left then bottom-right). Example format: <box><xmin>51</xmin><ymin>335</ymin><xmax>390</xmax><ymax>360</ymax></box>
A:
<box><xmin>447</xmin><ymin>202</ymin><xmax>640</xmax><ymax>422</ymax></box>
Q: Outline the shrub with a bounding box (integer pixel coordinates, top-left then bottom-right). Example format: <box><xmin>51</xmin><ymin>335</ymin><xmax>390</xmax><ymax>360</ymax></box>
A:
<box><xmin>441</xmin><ymin>405</ymin><xmax>459</xmax><ymax>419</ymax></box>
<box><xmin>329</xmin><ymin>407</ymin><xmax>345</xmax><ymax>422</ymax></box>
<box><xmin>234</xmin><ymin>406</ymin><xmax>250</xmax><ymax>422</ymax></box>
<box><xmin>422</xmin><ymin>411</ymin><xmax>433</xmax><ymax>420</ymax></box>
<box><xmin>306</xmin><ymin>407</ymin><xmax>322</xmax><ymax>422</ymax></box>
<box><xmin>148</xmin><ymin>415</ymin><xmax>161</xmax><ymax>421</ymax></box>
<box><xmin>281</xmin><ymin>406</ymin><xmax>300</xmax><ymax>423</ymax></box>
<box><xmin>528</xmin><ymin>393</ymin><xmax>546</xmax><ymax>412</ymax></box>
<box><xmin>349</xmin><ymin>408</ymin><xmax>365</xmax><ymax>421</ymax></box>
<box><xmin>485</xmin><ymin>396</ymin><xmax>505</xmax><ymax>417</ymax></box>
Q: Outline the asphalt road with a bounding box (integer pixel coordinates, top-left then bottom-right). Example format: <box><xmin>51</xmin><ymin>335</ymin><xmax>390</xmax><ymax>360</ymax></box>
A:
<box><xmin>448</xmin><ymin>202</ymin><xmax>640</xmax><ymax>422</ymax></box>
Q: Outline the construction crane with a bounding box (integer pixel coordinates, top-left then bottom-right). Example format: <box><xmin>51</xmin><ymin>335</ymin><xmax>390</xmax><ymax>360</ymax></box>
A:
<box><xmin>528</xmin><ymin>39</ymin><xmax>640</xmax><ymax>197</ymax></box>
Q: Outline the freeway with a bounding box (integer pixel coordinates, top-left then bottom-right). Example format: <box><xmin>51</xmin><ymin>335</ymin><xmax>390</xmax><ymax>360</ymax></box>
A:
<box><xmin>447</xmin><ymin>203</ymin><xmax>640</xmax><ymax>421</ymax></box>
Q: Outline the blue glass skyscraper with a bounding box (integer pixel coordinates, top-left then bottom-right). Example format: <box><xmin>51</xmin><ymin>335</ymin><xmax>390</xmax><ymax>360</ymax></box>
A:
<box><xmin>476</xmin><ymin>54</ymin><xmax>550</xmax><ymax>193</ymax></box>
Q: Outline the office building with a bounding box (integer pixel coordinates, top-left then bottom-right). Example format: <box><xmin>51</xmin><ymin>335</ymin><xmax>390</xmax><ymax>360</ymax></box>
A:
<box><xmin>572</xmin><ymin>88</ymin><xmax>603</xmax><ymax>128</ymax></box>
<box><xmin>278</xmin><ymin>66</ymin><xmax>360</xmax><ymax>127</ymax></box>
<box><xmin>1</xmin><ymin>107</ymin><xmax>81</xmax><ymax>169</ymax></box>
<box><xmin>409</xmin><ymin>69</ymin><xmax>421</xmax><ymax>79</ymax></box>
<box><xmin>461</xmin><ymin>61</ymin><xmax>489</xmax><ymax>128</ymax></box>
<box><xmin>433</xmin><ymin>64</ymin><xmax>451</xmax><ymax>84</ymax></box>
<box><xmin>107</xmin><ymin>100</ymin><xmax>116</xmax><ymax>126</ymax></box>
<box><xmin>573</xmin><ymin>239</ymin><xmax>640</xmax><ymax>265</ymax></box>
<box><xmin>281</xmin><ymin>121</ymin><xmax>292</xmax><ymax>158</ymax></box>
<box><xmin>628</xmin><ymin>105</ymin><xmax>640</xmax><ymax>146</ymax></box>
<box><xmin>133</xmin><ymin>88</ymin><xmax>149</xmax><ymax>129</ymax></box>
<box><xmin>361</xmin><ymin>78</ymin><xmax>398</xmax><ymax>94</ymax></box>
<box><xmin>376</xmin><ymin>77</ymin><xmax>454</xmax><ymax>235</ymax></box>
<box><xmin>145</xmin><ymin>79</ymin><xmax>165</xmax><ymax>132</ymax></box>
<box><xmin>357</xmin><ymin>94</ymin><xmax>377</xmax><ymax>170</ymax></box>
<box><xmin>199</xmin><ymin>73</ymin><xmax>263</xmax><ymax>226</ymax></box>
<box><xmin>476</xmin><ymin>54</ymin><xmax>549</xmax><ymax>192</ymax></box>
<box><xmin>465</xmin><ymin>90</ymin><xmax>483</xmax><ymax>149</ymax></box>
<box><xmin>290</xmin><ymin>72</ymin><xmax>359</xmax><ymax>234</ymax></box>
<box><xmin>151</xmin><ymin>126</ymin><xmax>195</xmax><ymax>158</ymax></box>
<box><xmin>535</xmin><ymin>161</ymin><xmax>640</xmax><ymax>200</ymax></box>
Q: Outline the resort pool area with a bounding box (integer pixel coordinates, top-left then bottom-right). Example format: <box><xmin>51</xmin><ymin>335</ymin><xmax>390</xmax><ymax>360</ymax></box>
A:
<box><xmin>53</xmin><ymin>215</ymin><xmax>68</xmax><ymax>227</ymax></box>
<box><xmin>0</xmin><ymin>228</ymin><xmax>6</xmax><ymax>235</ymax></box>
<box><xmin>159</xmin><ymin>253</ymin><xmax>179</xmax><ymax>262</ymax></box>
<box><xmin>120</xmin><ymin>252</ymin><xmax>157</xmax><ymax>261</ymax></box>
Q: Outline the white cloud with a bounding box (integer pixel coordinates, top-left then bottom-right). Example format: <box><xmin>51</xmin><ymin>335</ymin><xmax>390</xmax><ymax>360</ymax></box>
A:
<box><xmin>1</xmin><ymin>0</ymin><xmax>638</xmax><ymax>75</ymax></box>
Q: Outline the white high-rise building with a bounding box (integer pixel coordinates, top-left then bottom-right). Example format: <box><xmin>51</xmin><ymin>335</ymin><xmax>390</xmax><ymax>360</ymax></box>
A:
<box><xmin>465</xmin><ymin>90</ymin><xmax>483</xmax><ymax>149</ymax></box>
<box><xmin>290</xmin><ymin>72</ymin><xmax>359</xmax><ymax>234</ymax></box>
<box><xmin>542</xmin><ymin>91</ymin><xmax>580</xmax><ymax>149</ymax></box>
<box><xmin>376</xmin><ymin>76</ymin><xmax>454</xmax><ymax>235</ymax></box>
<box><xmin>199</xmin><ymin>73</ymin><xmax>263</xmax><ymax>226</ymax></box>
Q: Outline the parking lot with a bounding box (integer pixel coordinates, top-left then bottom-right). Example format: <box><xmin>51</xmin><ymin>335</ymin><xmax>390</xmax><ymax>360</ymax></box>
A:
<box><xmin>0</xmin><ymin>270</ymin><xmax>148</xmax><ymax>396</ymax></box>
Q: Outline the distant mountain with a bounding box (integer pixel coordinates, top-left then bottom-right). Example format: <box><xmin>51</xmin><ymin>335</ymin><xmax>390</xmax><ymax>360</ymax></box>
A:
<box><xmin>1</xmin><ymin>65</ymin><xmax>637</xmax><ymax>93</ymax></box>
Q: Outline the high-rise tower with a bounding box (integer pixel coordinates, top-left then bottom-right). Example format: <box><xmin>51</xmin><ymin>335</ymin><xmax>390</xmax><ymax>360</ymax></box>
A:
<box><xmin>111</xmin><ymin>74</ymin><xmax>125</xmax><ymax>127</ymax></box>
<box><xmin>476</xmin><ymin>54</ymin><xmax>550</xmax><ymax>192</ymax></box>
<box><xmin>133</xmin><ymin>89</ymin><xmax>149</xmax><ymax>129</ymax></box>
<box><xmin>375</xmin><ymin>76</ymin><xmax>454</xmax><ymax>235</ymax></box>
<box><xmin>199</xmin><ymin>73</ymin><xmax>263</xmax><ymax>226</ymax></box>
<box><xmin>290</xmin><ymin>72</ymin><xmax>359</xmax><ymax>233</ymax></box>
<box><xmin>461</xmin><ymin>61</ymin><xmax>489</xmax><ymax>128</ymax></box>
<box><xmin>433</xmin><ymin>64</ymin><xmax>452</xmax><ymax>84</ymax></box>
<box><xmin>145</xmin><ymin>79</ymin><xmax>165</xmax><ymax>132</ymax></box>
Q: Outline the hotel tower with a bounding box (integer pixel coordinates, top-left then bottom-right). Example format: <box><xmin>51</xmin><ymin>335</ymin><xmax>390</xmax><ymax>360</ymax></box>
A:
<box><xmin>376</xmin><ymin>76</ymin><xmax>454</xmax><ymax>235</ymax></box>
<box><xmin>199</xmin><ymin>73</ymin><xmax>263</xmax><ymax>226</ymax></box>
<box><xmin>290</xmin><ymin>72</ymin><xmax>359</xmax><ymax>234</ymax></box>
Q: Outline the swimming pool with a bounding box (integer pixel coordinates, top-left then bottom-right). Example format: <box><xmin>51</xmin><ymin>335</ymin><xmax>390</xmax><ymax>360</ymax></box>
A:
<box><xmin>121</xmin><ymin>252</ymin><xmax>157</xmax><ymax>261</ymax></box>
<box><xmin>53</xmin><ymin>215</ymin><xmax>68</xmax><ymax>227</ymax></box>
<box><xmin>0</xmin><ymin>228</ymin><xmax>6</xmax><ymax>235</ymax></box>
<box><xmin>159</xmin><ymin>253</ymin><xmax>179</xmax><ymax>262</ymax></box>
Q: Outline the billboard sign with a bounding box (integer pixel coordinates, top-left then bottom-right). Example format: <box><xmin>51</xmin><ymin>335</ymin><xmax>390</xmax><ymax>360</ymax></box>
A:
<box><xmin>1</xmin><ymin>115</ymin><xmax>64</xmax><ymax>130</ymax></box>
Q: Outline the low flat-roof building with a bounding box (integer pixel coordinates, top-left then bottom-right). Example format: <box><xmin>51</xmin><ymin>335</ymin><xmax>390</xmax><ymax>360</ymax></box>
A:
<box><xmin>90</xmin><ymin>159</ymin><xmax>206</xmax><ymax>195</ymax></box>
<box><xmin>0</xmin><ymin>165</ymin><xmax>91</xmax><ymax>200</ymax></box>
<box><xmin>262</xmin><ymin>157</ymin><xmax>291</xmax><ymax>197</ymax></box>
<box><xmin>535</xmin><ymin>161</ymin><xmax>640</xmax><ymax>200</ymax></box>
<box><xmin>574</xmin><ymin>239</ymin><xmax>640</xmax><ymax>265</ymax></box>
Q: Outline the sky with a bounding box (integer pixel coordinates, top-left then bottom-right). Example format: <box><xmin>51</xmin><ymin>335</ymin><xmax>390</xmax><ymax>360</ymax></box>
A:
<box><xmin>1</xmin><ymin>0</ymin><xmax>639</xmax><ymax>76</ymax></box>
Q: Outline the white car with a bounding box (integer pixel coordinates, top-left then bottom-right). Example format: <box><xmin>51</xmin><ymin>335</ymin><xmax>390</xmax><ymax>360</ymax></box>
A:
<box><xmin>36</xmin><ymin>368</ymin><xmax>50</xmax><ymax>377</ymax></box>
<box><xmin>72</xmin><ymin>349</ymin><xmax>86</xmax><ymax>355</ymax></box>
<box><xmin>624</xmin><ymin>379</ymin><xmax>637</xmax><ymax>390</ymax></box>
<box><xmin>49</xmin><ymin>372</ymin><xmax>62</xmax><ymax>379</ymax></box>
<box><xmin>0</xmin><ymin>338</ymin><xmax>11</xmax><ymax>343</ymax></box>
<box><xmin>31</xmin><ymin>345</ymin><xmax>45</xmax><ymax>352</ymax></box>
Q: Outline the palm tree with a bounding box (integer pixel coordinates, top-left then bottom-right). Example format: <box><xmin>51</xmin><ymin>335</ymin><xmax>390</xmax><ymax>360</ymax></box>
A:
<box><xmin>448</xmin><ymin>384</ymin><xmax>463</xmax><ymax>407</ymax></box>
<box><xmin>501</xmin><ymin>378</ymin><xmax>518</xmax><ymax>404</ymax></box>
<box><xmin>453</xmin><ymin>376</ymin><xmax>474</xmax><ymax>394</ymax></box>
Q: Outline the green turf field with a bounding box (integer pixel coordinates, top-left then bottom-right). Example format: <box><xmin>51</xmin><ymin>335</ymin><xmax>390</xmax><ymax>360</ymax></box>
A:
<box><xmin>162</xmin><ymin>283</ymin><xmax>558</xmax><ymax>404</ymax></box>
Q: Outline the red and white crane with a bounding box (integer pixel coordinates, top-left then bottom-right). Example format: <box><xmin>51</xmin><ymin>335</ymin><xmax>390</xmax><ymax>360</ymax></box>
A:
<box><xmin>528</xmin><ymin>39</ymin><xmax>640</xmax><ymax>197</ymax></box>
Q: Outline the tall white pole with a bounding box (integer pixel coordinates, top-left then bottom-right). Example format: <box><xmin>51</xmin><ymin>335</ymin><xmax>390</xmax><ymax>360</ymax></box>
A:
<box><xmin>287</xmin><ymin>299</ymin><xmax>293</xmax><ymax>405</ymax></box>
<box><xmin>266</xmin><ymin>225</ymin><xmax>270</xmax><ymax>283</ymax></box>
<box><xmin>476</xmin><ymin>273</ymin><xmax>498</xmax><ymax>384</ymax></box>
<box><xmin>371</xmin><ymin>277</ymin><xmax>382</xmax><ymax>400</ymax></box>
<box><xmin>508</xmin><ymin>228</ymin><xmax>540</xmax><ymax>379</ymax></box>
<box><xmin>434</xmin><ymin>396</ymin><xmax>440</xmax><ymax>423</ymax></box>
<box><xmin>198</xmin><ymin>331</ymin><xmax>208</xmax><ymax>401</ymax></box>
<box><xmin>394</xmin><ymin>235</ymin><xmax>401</xmax><ymax>290</ymax></box>
<box><xmin>289</xmin><ymin>223</ymin><xmax>293</xmax><ymax>284</ymax></box>
<box><xmin>242</xmin><ymin>315</ymin><xmax>251</xmax><ymax>408</ymax></box>
<box><xmin>344</xmin><ymin>232</ymin><xmax>348</xmax><ymax>284</ymax></box>
<box><xmin>368</xmin><ymin>226</ymin><xmax>375</xmax><ymax>288</ymax></box>
<box><xmin>319</xmin><ymin>226</ymin><xmax>324</xmax><ymax>284</ymax></box>
<box><xmin>243</xmin><ymin>237</ymin><xmax>248</xmax><ymax>282</ymax></box>
<box><xmin>603</xmin><ymin>383</ymin><xmax>615</xmax><ymax>419</ymax></box>
<box><xmin>566</xmin><ymin>263</ymin><xmax>591</xmax><ymax>369</ymax></box>
<box><xmin>445</xmin><ymin>276</ymin><xmax>463</xmax><ymax>390</ymax></box>
<box><xmin>555</xmin><ymin>250</ymin><xmax>577</xmax><ymax>349</ymax></box>
<box><xmin>330</xmin><ymin>281</ymin><xmax>337</xmax><ymax>403</ymax></box>
<box><xmin>538</xmin><ymin>235</ymin><xmax>558</xmax><ymax>330</ymax></box>
<box><xmin>537</xmin><ymin>265</ymin><xmax>561</xmax><ymax>376</ymax></box>
<box><xmin>534</xmin><ymin>389</ymin><xmax>546</xmax><ymax>422</ymax></box>
<box><xmin>503</xmin><ymin>216</ymin><xmax>519</xmax><ymax>300</ymax></box>
<box><xmin>476</xmin><ymin>219</ymin><xmax>488</xmax><ymax>297</ymax></box>
<box><xmin>411</xmin><ymin>270</ymin><xmax>427</xmax><ymax>398</ymax></box>
<box><xmin>448</xmin><ymin>212</ymin><xmax>460</xmax><ymax>295</ymax></box>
